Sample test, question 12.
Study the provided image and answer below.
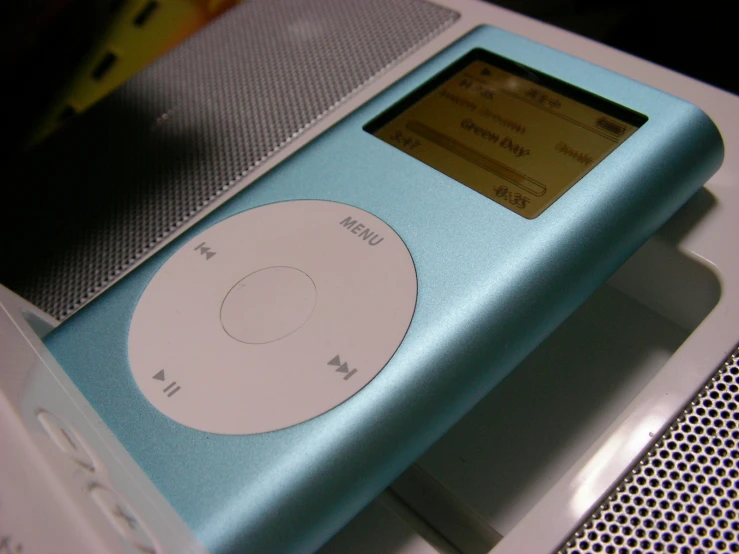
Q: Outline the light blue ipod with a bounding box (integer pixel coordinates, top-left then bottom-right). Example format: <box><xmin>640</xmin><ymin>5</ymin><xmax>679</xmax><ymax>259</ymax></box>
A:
<box><xmin>45</xmin><ymin>26</ymin><xmax>723</xmax><ymax>554</ymax></box>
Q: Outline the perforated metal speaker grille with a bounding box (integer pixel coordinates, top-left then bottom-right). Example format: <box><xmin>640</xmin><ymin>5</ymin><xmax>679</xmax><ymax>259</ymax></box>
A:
<box><xmin>559</xmin><ymin>347</ymin><xmax>739</xmax><ymax>554</ymax></box>
<box><xmin>11</xmin><ymin>0</ymin><xmax>458</xmax><ymax>320</ymax></box>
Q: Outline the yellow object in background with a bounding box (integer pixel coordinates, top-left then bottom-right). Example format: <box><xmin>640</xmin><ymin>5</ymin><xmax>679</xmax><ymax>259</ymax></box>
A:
<box><xmin>36</xmin><ymin>0</ymin><xmax>240</xmax><ymax>142</ymax></box>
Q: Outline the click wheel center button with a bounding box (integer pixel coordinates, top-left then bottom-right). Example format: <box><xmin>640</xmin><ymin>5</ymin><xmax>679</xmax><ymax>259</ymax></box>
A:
<box><xmin>220</xmin><ymin>266</ymin><xmax>317</xmax><ymax>344</ymax></box>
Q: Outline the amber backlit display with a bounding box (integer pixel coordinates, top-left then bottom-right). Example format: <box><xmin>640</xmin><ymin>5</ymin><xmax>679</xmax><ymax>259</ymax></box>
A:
<box><xmin>369</xmin><ymin>53</ymin><xmax>645</xmax><ymax>218</ymax></box>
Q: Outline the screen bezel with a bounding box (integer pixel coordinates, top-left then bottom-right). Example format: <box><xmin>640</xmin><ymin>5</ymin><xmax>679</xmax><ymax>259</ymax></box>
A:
<box><xmin>364</xmin><ymin>48</ymin><xmax>647</xmax><ymax>136</ymax></box>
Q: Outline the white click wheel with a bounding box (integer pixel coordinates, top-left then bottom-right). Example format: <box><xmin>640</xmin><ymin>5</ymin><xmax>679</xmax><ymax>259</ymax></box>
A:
<box><xmin>128</xmin><ymin>200</ymin><xmax>418</xmax><ymax>434</ymax></box>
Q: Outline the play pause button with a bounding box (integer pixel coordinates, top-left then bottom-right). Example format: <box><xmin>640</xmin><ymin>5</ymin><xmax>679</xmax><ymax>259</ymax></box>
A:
<box><xmin>152</xmin><ymin>370</ymin><xmax>181</xmax><ymax>397</ymax></box>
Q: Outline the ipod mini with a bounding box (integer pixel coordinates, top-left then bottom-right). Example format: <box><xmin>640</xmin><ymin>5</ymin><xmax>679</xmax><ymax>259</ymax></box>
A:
<box><xmin>44</xmin><ymin>25</ymin><xmax>724</xmax><ymax>554</ymax></box>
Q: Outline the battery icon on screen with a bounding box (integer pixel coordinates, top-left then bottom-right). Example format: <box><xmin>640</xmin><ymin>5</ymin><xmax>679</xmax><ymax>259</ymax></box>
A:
<box><xmin>596</xmin><ymin>117</ymin><xmax>626</xmax><ymax>136</ymax></box>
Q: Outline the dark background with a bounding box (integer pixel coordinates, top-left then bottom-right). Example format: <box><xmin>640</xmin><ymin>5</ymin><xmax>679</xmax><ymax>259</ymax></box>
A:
<box><xmin>0</xmin><ymin>0</ymin><xmax>739</xmax><ymax>162</ymax></box>
<box><xmin>0</xmin><ymin>0</ymin><xmax>734</xmax><ymax>161</ymax></box>
<box><xmin>0</xmin><ymin>0</ymin><xmax>733</xmax><ymax>303</ymax></box>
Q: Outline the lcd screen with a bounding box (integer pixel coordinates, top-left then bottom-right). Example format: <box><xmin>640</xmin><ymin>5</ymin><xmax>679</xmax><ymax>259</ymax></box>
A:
<box><xmin>365</xmin><ymin>49</ymin><xmax>646</xmax><ymax>218</ymax></box>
